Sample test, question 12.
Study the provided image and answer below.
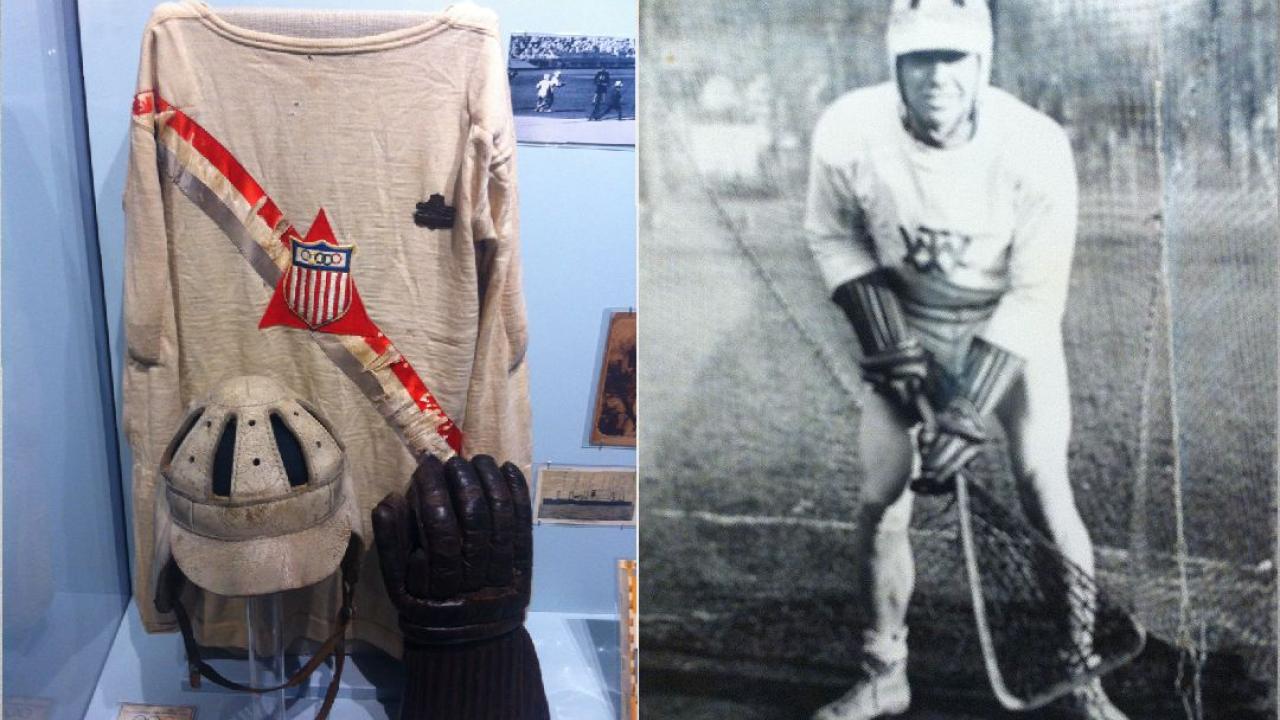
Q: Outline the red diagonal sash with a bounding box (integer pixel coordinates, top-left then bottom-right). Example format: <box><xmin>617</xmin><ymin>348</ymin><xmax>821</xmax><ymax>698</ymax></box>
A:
<box><xmin>133</xmin><ymin>91</ymin><xmax>463</xmax><ymax>456</ymax></box>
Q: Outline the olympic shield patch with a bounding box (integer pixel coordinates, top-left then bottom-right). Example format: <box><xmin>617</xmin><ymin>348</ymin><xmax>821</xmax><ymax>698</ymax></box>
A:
<box><xmin>288</xmin><ymin>239</ymin><xmax>353</xmax><ymax>327</ymax></box>
<box><xmin>259</xmin><ymin>208</ymin><xmax>378</xmax><ymax>337</ymax></box>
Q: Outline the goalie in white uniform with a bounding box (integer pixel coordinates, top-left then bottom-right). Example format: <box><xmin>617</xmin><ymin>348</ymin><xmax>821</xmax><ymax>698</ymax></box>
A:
<box><xmin>805</xmin><ymin>1</ymin><xmax>1125</xmax><ymax>718</ymax></box>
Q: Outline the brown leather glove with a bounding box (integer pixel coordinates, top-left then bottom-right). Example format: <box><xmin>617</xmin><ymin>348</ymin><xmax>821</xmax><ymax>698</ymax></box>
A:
<box><xmin>373</xmin><ymin>454</ymin><xmax>549</xmax><ymax>719</ymax></box>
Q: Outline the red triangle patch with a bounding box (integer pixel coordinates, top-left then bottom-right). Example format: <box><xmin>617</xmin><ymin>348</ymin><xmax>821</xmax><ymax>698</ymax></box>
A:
<box><xmin>259</xmin><ymin>208</ymin><xmax>379</xmax><ymax>338</ymax></box>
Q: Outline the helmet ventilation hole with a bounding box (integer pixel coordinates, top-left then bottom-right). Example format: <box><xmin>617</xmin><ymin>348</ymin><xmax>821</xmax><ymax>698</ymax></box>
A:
<box><xmin>211</xmin><ymin>416</ymin><xmax>238</xmax><ymax>498</ymax></box>
<box><xmin>164</xmin><ymin>408</ymin><xmax>206</xmax><ymax>473</ymax></box>
<box><xmin>170</xmin><ymin>408</ymin><xmax>206</xmax><ymax>452</ymax></box>
<box><xmin>270</xmin><ymin>413</ymin><xmax>310</xmax><ymax>488</ymax></box>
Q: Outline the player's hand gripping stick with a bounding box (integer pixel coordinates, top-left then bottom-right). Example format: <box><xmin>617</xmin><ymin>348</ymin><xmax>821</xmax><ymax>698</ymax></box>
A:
<box><xmin>914</xmin><ymin>392</ymin><xmax>938</xmax><ymax>447</ymax></box>
<box><xmin>910</xmin><ymin>393</ymin><xmax>960</xmax><ymax>495</ymax></box>
<box><xmin>912</xmin><ymin>338</ymin><xmax>1024</xmax><ymax>494</ymax></box>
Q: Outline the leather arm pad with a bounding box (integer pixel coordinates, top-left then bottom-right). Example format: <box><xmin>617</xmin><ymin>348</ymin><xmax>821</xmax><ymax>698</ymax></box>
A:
<box><xmin>960</xmin><ymin>337</ymin><xmax>1025</xmax><ymax>415</ymax></box>
<box><xmin>832</xmin><ymin>269</ymin><xmax>915</xmax><ymax>358</ymax></box>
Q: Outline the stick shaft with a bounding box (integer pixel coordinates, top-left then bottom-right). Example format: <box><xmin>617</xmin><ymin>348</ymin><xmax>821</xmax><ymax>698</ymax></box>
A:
<box><xmin>915</xmin><ymin>393</ymin><xmax>937</xmax><ymax>446</ymax></box>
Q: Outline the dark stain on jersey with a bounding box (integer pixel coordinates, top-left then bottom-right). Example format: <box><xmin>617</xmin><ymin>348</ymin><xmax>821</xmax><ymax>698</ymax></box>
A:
<box><xmin>414</xmin><ymin>194</ymin><xmax>456</xmax><ymax>229</ymax></box>
<box><xmin>900</xmin><ymin>225</ymin><xmax>972</xmax><ymax>274</ymax></box>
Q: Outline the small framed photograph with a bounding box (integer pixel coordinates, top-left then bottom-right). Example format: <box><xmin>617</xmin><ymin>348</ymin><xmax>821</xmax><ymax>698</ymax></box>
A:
<box><xmin>588</xmin><ymin>310</ymin><xmax>636</xmax><ymax>447</ymax></box>
<box><xmin>507</xmin><ymin>32</ymin><xmax>635</xmax><ymax>147</ymax></box>
<box><xmin>534</xmin><ymin>465</ymin><xmax>636</xmax><ymax>526</ymax></box>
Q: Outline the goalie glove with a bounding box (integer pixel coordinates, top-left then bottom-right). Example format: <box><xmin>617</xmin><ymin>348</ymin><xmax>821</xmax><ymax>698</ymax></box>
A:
<box><xmin>833</xmin><ymin>269</ymin><xmax>930</xmax><ymax>416</ymax></box>
<box><xmin>373</xmin><ymin>455</ymin><xmax>550</xmax><ymax>720</ymax></box>
<box><xmin>915</xmin><ymin>337</ymin><xmax>1024</xmax><ymax>494</ymax></box>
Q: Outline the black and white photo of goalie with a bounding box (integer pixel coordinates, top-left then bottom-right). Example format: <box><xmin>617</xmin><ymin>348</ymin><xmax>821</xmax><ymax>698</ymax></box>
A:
<box><xmin>639</xmin><ymin>1</ymin><xmax>1277</xmax><ymax>719</ymax></box>
<box><xmin>507</xmin><ymin>32</ymin><xmax>636</xmax><ymax>147</ymax></box>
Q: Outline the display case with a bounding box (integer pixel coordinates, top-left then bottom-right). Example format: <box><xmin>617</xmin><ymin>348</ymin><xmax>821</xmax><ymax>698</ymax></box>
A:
<box><xmin>2</xmin><ymin>1</ymin><xmax>637</xmax><ymax>717</ymax></box>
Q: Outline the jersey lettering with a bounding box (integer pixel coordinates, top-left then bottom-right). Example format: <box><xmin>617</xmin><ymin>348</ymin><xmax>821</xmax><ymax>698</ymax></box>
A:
<box><xmin>900</xmin><ymin>224</ymin><xmax>973</xmax><ymax>275</ymax></box>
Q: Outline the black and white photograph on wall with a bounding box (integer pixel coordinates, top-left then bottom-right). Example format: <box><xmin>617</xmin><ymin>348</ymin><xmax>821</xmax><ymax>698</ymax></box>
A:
<box><xmin>508</xmin><ymin>32</ymin><xmax>636</xmax><ymax>146</ymax></box>
<box><xmin>638</xmin><ymin>1</ymin><xmax>1277</xmax><ymax>719</ymax></box>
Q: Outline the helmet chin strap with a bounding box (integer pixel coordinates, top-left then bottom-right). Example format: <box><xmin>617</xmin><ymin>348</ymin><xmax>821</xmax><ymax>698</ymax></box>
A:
<box><xmin>157</xmin><ymin>540</ymin><xmax>361</xmax><ymax>720</ymax></box>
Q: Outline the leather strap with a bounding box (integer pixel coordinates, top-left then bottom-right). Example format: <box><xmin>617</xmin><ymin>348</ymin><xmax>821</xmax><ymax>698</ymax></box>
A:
<box><xmin>165</xmin><ymin>557</ymin><xmax>356</xmax><ymax>720</ymax></box>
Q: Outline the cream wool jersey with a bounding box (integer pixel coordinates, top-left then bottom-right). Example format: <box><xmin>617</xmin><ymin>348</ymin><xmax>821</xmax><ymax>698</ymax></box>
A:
<box><xmin>124</xmin><ymin>1</ymin><xmax>530</xmax><ymax>656</ymax></box>
<box><xmin>804</xmin><ymin>82</ymin><xmax>1079</xmax><ymax>362</ymax></box>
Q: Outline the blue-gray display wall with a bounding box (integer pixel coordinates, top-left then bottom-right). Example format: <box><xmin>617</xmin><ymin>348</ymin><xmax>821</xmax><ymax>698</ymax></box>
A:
<box><xmin>3</xmin><ymin>1</ymin><xmax>636</xmax><ymax>718</ymax></box>
<box><xmin>2</xmin><ymin>0</ymin><xmax>132</xmax><ymax>718</ymax></box>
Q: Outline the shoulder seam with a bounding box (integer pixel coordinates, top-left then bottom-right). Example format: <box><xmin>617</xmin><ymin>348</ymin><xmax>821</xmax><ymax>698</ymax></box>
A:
<box><xmin>444</xmin><ymin>21</ymin><xmax>498</xmax><ymax>38</ymax></box>
<box><xmin>442</xmin><ymin>3</ymin><xmax>500</xmax><ymax>37</ymax></box>
<box><xmin>146</xmin><ymin>1</ymin><xmax>201</xmax><ymax>28</ymax></box>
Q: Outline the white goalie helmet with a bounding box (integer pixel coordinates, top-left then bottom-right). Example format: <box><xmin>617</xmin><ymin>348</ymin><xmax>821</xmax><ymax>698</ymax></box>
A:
<box><xmin>887</xmin><ymin>0</ymin><xmax>993</xmax><ymax>59</ymax></box>
<box><xmin>153</xmin><ymin>375</ymin><xmax>362</xmax><ymax>599</ymax></box>
<box><xmin>886</xmin><ymin>0</ymin><xmax>994</xmax><ymax>84</ymax></box>
<box><xmin>151</xmin><ymin>375</ymin><xmax>363</xmax><ymax>707</ymax></box>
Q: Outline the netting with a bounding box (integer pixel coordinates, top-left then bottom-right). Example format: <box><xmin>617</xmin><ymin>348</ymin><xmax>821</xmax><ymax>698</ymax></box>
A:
<box><xmin>996</xmin><ymin>0</ymin><xmax>1279</xmax><ymax>714</ymax></box>
<box><xmin>640</xmin><ymin>0</ymin><xmax>1277</xmax><ymax>717</ymax></box>
<box><xmin>959</xmin><ymin>474</ymin><xmax>1146</xmax><ymax>710</ymax></box>
<box><xmin>1148</xmin><ymin>1</ymin><xmax>1278</xmax><ymax>714</ymax></box>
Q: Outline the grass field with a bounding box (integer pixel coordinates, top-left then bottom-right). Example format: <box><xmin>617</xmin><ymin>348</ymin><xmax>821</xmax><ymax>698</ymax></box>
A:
<box><xmin>637</xmin><ymin>121</ymin><xmax>1277</xmax><ymax>716</ymax></box>
<box><xmin>508</xmin><ymin>67</ymin><xmax>635</xmax><ymax>120</ymax></box>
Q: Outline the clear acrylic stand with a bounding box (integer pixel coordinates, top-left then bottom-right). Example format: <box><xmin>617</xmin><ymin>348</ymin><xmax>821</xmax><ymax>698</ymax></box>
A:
<box><xmin>246</xmin><ymin>593</ymin><xmax>287</xmax><ymax>719</ymax></box>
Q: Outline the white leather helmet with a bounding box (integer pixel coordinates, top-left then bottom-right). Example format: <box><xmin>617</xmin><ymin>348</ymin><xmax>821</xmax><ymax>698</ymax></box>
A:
<box><xmin>887</xmin><ymin>0</ymin><xmax>993</xmax><ymax>58</ymax></box>
<box><xmin>151</xmin><ymin>376</ymin><xmax>362</xmax><ymax>712</ymax></box>
<box><xmin>154</xmin><ymin>375</ymin><xmax>361</xmax><ymax>597</ymax></box>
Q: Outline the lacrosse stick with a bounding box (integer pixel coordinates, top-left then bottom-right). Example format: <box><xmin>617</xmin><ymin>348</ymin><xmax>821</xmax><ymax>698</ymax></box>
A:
<box><xmin>912</xmin><ymin>394</ymin><xmax>1146</xmax><ymax>710</ymax></box>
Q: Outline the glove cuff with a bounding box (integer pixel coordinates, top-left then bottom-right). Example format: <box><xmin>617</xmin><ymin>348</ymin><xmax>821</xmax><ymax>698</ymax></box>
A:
<box><xmin>400</xmin><ymin>626</ymin><xmax>550</xmax><ymax>720</ymax></box>
<box><xmin>860</xmin><ymin>337</ymin><xmax>927</xmax><ymax>370</ymax></box>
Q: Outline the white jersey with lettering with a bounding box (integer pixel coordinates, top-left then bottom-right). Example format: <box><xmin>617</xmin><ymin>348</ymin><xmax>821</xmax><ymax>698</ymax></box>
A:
<box><xmin>804</xmin><ymin>82</ymin><xmax>1078</xmax><ymax>362</ymax></box>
